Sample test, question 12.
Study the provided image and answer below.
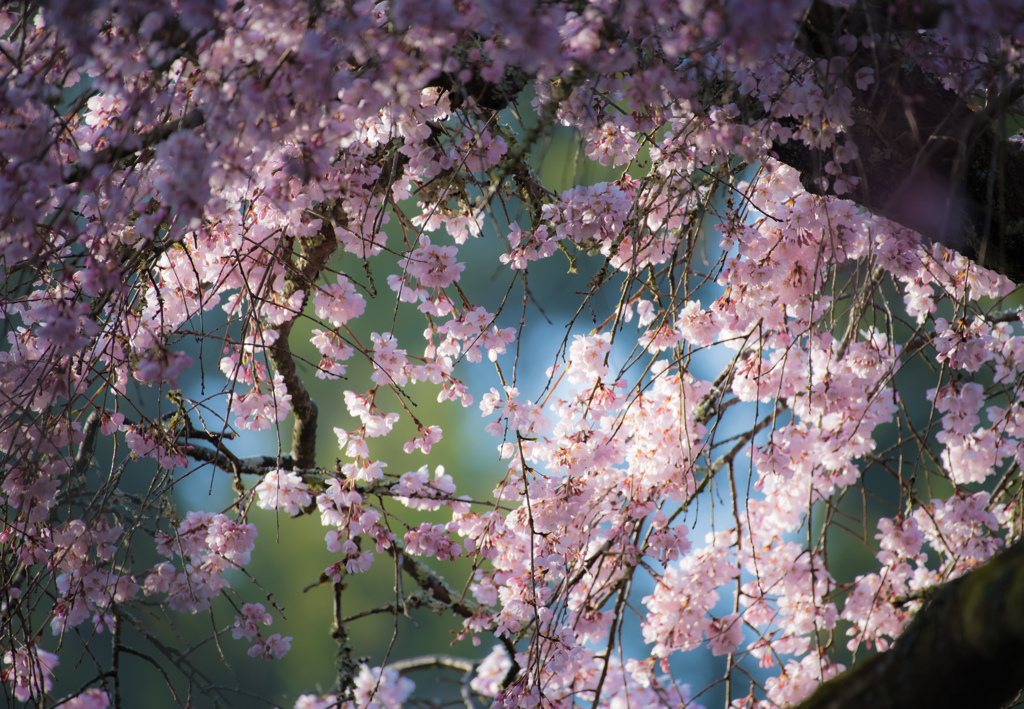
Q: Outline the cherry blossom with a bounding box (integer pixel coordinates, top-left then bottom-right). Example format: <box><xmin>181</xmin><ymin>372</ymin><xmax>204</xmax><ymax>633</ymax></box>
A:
<box><xmin>3</xmin><ymin>646</ymin><xmax>59</xmax><ymax>702</ymax></box>
<box><xmin>3</xmin><ymin>1</ymin><xmax>1024</xmax><ymax>708</ymax></box>
<box><xmin>255</xmin><ymin>470</ymin><xmax>314</xmax><ymax>515</ymax></box>
<box><xmin>55</xmin><ymin>688</ymin><xmax>111</xmax><ymax>709</ymax></box>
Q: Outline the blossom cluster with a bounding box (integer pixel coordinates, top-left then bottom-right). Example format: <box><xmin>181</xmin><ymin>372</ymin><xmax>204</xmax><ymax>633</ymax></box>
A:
<box><xmin>145</xmin><ymin>511</ymin><xmax>258</xmax><ymax>615</ymax></box>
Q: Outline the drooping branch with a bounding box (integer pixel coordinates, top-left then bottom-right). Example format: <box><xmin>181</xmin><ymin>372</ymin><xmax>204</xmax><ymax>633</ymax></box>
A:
<box><xmin>793</xmin><ymin>540</ymin><xmax>1024</xmax><ymax>709</ymax></box>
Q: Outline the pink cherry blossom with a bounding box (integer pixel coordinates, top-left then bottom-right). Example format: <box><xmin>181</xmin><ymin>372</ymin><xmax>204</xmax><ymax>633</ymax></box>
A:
<box><xmin>255</xmin><ymin>470</ymin><xmax>313</xmax><ymax>515</ymax></box>
<box><xmin>232</xmin><ymin>602</ymin><xmax>274</xmax><ymax>641</ymax></box>
<box><xmin>55</xmin><ymin>688</ymin><xmax>111</xmax><ymax>709</ymax></box>
<box><xmin>3</xmin><ymin>645</ymin><xmax>59</xmax><ymax>702</ymax></box>
<box><xmin>248</xmin><ymin>632</ymin><xmax>292</xmax><ymax>660</ymax></box>
<box><xmin>400</xmin><ymin>237</ymin><xmax>465</xmax><ymax>288</ymax></box>
<box><xmin>5</xmin><ymin>2</ymin><xmax>1024</xmax><ymax>708</ymax></box>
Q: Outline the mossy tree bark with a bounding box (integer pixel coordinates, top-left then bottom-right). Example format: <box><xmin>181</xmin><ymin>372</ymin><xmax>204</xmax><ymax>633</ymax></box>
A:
<box><xmin>793</xmin><ymin>541</ymin><xmax>1024</xmax><ymax>709</ymax></box>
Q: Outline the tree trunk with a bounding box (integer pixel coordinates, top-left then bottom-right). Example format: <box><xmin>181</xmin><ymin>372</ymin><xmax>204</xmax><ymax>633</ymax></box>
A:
<box><xmin>774</xmin><ymin>0</ymin><xmax>1024</xmax><ymax>283</ymax></box>
<box><xmin>793</xmin><ymin>541</ymin><xmax>1024</xmax><ymax>709</ymax></box>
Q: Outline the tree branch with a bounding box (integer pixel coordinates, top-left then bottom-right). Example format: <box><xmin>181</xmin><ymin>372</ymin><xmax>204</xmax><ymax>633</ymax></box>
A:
<box><xmin>391</xmin><ymin>545</ymin><xmax>481</xmax><ymax>620</ymax></box>
<box><xmin>774</xmin><ymin>0</ymin><xmax>1024</xmax><ymax>282</ymax></box>
<box><xmin>387</xmin><ymin>655</ymin><xmax>480</xmax><ymax>709</ymax></box>
<box><xmin>63</xmin><ymin>109</ymin><xmax>205</xmax><ymax>184</ymax></box>
<box><xmin>187</xmin><ymin>444</ymin><xmax>293</xmax><ymax>476</ymax></box>
<box><xmin>270</xmin><ymin>213</ymin><xmax>339</xmax><ymax>470</ymax></box>
<box><xmin>74</xmin><ymin>410</ymin><xmax>102</xmax><ymax>475</ymax></box>
<box><xmin>793</xmin><ymin>540</ymin><xmax>1024</xmax><ymax>709</ymax></box>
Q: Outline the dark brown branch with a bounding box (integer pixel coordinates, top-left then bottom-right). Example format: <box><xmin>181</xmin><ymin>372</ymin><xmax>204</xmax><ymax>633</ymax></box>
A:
<box><xmin>391</xmin><ymin>545</ymin><xmax>480</xmax><ymax>620</ymax></box>
<box><xmin>793</xmin><ymin>539</ymin><xmax>1024</xmax><ymax>709</ymax></box>
<box><xmin>428</xmin><ymin>63</ymin><xmax>530</xmax><ymax>114</ymax></box>
<box><xmin>74</xmin><ymin>410</ymin><xmax>102</xmax><ymax>474</ymax></box>
<box><xmin>387</xmin><ymin>655</ymin><xmax>480</xmax><ymax>709</ymax></box>
<box><xmin>332</xmin><ymin>580</ymin><xmax>359</xmax><ymax>699</ymax></box>
<box><xmin>270</xmin><ymin>213</ymin><xmax>339</xmax><ymax>470</ymax></box>
<box><xmin>64</xmin><ymin>109</ymin><xmax>205</xmax><ymax>184</ymax></box>
<box><xmin>390</xmin><ymin>544</ymin><xmax>522</xmax><ymax>687</ymax></box>
<box><xmin>775</xmin><ymin>0</ymin><xmax>1024</xmax><ymax>283</ymax></box>
<box><xmin>187</xmin><ymin>444</ymin><xmax>292</xmax><ymax>476</ymax></box>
